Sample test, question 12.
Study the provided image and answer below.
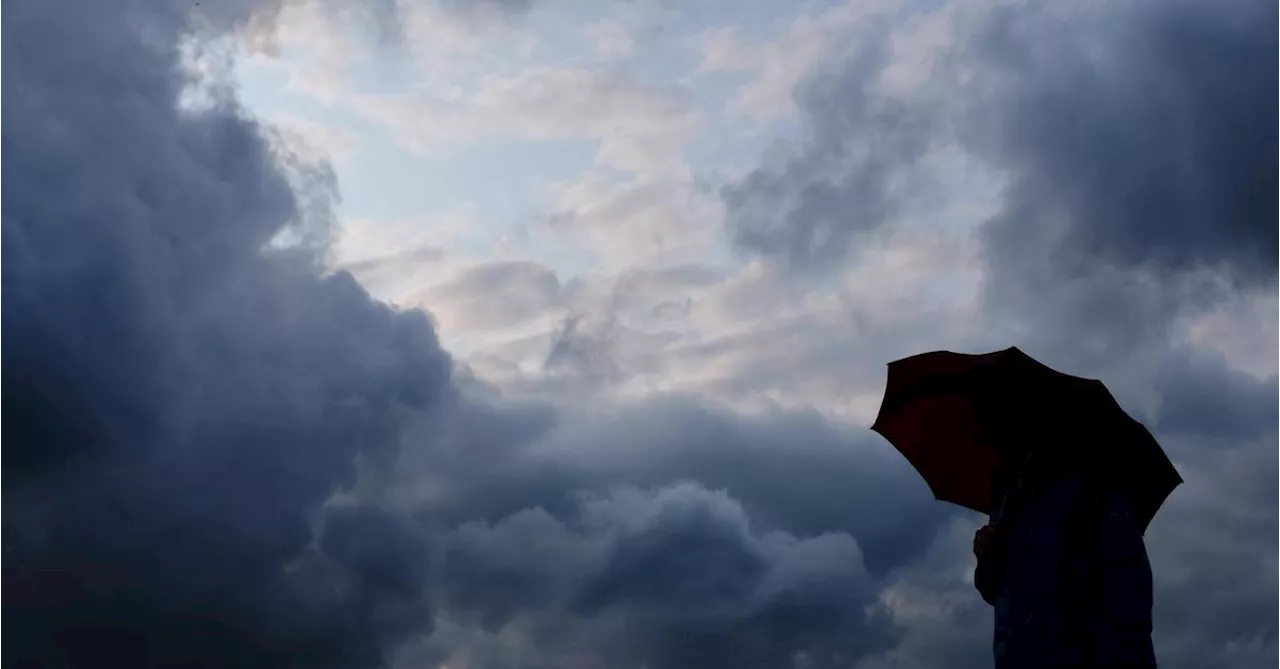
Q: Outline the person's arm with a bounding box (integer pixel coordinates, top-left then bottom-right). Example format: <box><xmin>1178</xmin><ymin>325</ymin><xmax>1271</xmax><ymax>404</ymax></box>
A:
<box><xmin>975</xmin><ymin>554</ymin><xmax>1003</xmax><ymax>605</ymax></box>
<box><xmin>973</xmin><ymin>525</ymin><xmax>1004</xmax><ymax>605</ymax></box>
<box><xmin>976</xmin><ymin>462</ymin><xmax>1022</xmax><ymax>607</ymax></box>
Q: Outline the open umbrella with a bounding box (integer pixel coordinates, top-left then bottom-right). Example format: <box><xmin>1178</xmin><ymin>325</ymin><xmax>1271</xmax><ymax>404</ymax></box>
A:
<box><xmin>870</xmin><ymin>347</ymin><xmax>1182</xmax><ymax>533</ymax></box>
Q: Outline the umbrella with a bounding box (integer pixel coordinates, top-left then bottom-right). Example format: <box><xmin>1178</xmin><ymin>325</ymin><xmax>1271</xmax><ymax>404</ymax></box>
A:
<box><xmin>870</xmin><ymin>346</ymin><xmax>1182</xmax><ymax>533</ymax></box>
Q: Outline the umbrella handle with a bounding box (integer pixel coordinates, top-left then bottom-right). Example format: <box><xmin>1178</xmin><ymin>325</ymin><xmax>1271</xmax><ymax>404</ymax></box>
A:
<box><xmin>991</xmin><ymin>450</ymin><xmax>1036</xmax><ymax>523</ymax></box>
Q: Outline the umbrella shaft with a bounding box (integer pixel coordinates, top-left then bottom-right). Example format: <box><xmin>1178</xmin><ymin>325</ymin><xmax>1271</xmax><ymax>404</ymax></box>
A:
<box><xmin>991</xmin><ymin>451</ymin><xmax>1035</xmax><ymax>523</ymax></box>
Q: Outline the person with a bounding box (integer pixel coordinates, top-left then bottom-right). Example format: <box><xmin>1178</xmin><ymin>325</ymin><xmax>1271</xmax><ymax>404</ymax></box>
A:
<box><xmin>972</xmin><ymin>436</ymin><xmax>1158</xmax><ymax>669</ymax></box>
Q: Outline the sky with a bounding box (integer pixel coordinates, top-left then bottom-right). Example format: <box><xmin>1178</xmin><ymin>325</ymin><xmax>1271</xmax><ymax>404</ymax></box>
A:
<box><xmin>1</xmin><ymin>0</ymin><xmax>1276</xmax><ymax>668</ymax></box>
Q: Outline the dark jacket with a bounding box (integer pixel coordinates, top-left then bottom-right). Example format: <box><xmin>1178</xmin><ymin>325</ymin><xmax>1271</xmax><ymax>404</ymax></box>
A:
<box><xmin>976</xmin><ymin>470</ymin><xmax>1157</xmax><ymax>669</ymax></box>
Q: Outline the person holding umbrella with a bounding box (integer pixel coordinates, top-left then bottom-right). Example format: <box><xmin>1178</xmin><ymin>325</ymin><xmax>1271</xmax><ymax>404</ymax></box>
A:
<box><xmin>872</xmin><ymin>348</ymin><xmax>1180</xmax><ymax>669</ymax></box>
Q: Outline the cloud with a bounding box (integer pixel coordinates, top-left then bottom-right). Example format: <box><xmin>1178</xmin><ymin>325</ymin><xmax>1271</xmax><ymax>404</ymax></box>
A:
<box><xmin>337</xmin><ymin>244</ymin><xmax>445</xmax><ymax>278</ymax></box>
<box><xmin>583</xmin><ymin>18</ymin><xmax>640</xmax><ymax>61</ymax></box>
<box><xmin>543</xmin><ymin>171</ymin><xmax>725</xmax><ymax>269</ymax></box>
<box><xmin>6</xmin><ymin>0</ymin><xmax>947</xmax><ymax>665</ymax></box>
<box><xmin>1153</xmin><ymin>349</ymin><xmax>1279</xmax><ymax>441</ymax></box>
<box><xmin>241</xmin><ymin>0</ymin><xmax>561</xmax><ymax>104</ymax></box>
<box><xmin>723</xmin><ymin>0</ymin><xmax>1276</xmax><ymax>311</ymax></box>
<box><xmin>431</xmin><ymin>210</ymin><xmax>991</xmax><ymax>419</ymax></box>
<box><xmin>359</xmin><ymin>392</ymin><xmax>958</xmax><ymax>667</ymax></box>
<box><xmin>9</xmin><ymin>0</ymin><xmax>1275</xmax><ymax>667</ymax></box>
<box><xmin>720</xmin><ymin>29</ymin><xmax>942</xmax><ymax>271</ymax></box>
<box><xmin>404</xmin><ymin>260</ymin><xmax>566</xmax><ymax>332</ymax></box>
<box><xmin>4</xmin><ymin>1</ymin><xmax>931</xmax><ymax>668</ymax></box>
<box><xmin>2</xmin><ymin>1</ymin><xmax>452</xmax><ymax>667</ymax></box>
<box><xmin>1143</xmin><ymin>437</ymin><xmax>1278</xmax><ymax>668</ymax></box>
<box><xmin>248</xmin><ymin>0</ymin><xmax>535</xmax><ymax>57</ymax></box>
<box><xmin>971</xmin><ymin>0</ymin><xmax>1278</xmax><ymax>367</ymax></box>
<box><xmin>694</xmin><ymin>0</ymin><xmax>902</xmax><ymax>121</ymax></box>
<box><xmin>356</xmin><ymin>66</ymin><xmax>700</xmax><ymax>173</ymax></box>
<box><xmin>716</xmin><ymin>1</ymin><xmax>1279</xmax><ymax>667</ymax></box>
<box><xmin>241</xmin><ymin>0</ymin><xmax>380</xmax><ymax>101</ymax></box>
<box><xmin>267</xmin><ymin>113</ymin><xmax>361</xmax><ymax>163</ymax></box>
<box><xmin>719</xmin><ymin>0</ymin><xmax>1276</xmax><ymax>369</ymax></box>
<box><xmin>371</xmin><ymin>397</ymin><xmax>934</xmax><ymax>590</ymax></box>
<box><xmin>1182</xmin><ymin>293</ymin><xmax>1279</xmax><ymax>377</ymax></box>
<box><xmin>426</xmin><ymin>483</ymin><xmax>898</xmax><ymax>669</ymax></box>
<box><xmin>543</xmin><ymin>314</ymin><xmax>625</xmax><ymax>384</ymax></box>
<box><xmin>975</xmin><ymin>0</ymin><xmax>1277</xmax><ymax>282</ymax></box>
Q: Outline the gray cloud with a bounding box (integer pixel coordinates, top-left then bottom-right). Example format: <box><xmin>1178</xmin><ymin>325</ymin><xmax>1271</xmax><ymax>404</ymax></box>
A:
<box><xmin>0</xmin><ymin>1</ymin><xmax>954</xmax><ymax>667</ymax></box>
<box><xmin>721</xmin><ymin>24</ymin><xmax>939</xmax><ymax>271</ymax></box>
<box><xmin>720</xmin><ymin>0</ymin><xmax>1278</xmax><ymax>667</ymax></box>
<box><xmin>244</xmin><ymin>0</ymin><xmax>549</xmax><ymax>66</ymax></box>
<box><xmin>1153</xmin><ymin>349</ymin><xmax>1279</xmax><ymax>442</ymax></box>
<box><xmin>543</xmin><ymin>314</ymin><xmax>625</xmax><ymax>385</ymax></box>
<box><xmin>975</xmin><ymin>0</ymin><xmax>1277</xmax><ymax>284</ymax></box>
<box><xmin>314</xmin><ymin>392</ymin><xmax>951</xmax><ymax>667</ymax></box>
<box><xmin>973</xmin><ymin>0</ymin><xmax>1277</xmax><ymax>368</ymax></box>
<box><xmin>431</xmin><ymin>484</ymin><xmax>899</xmax><ymax>669</ymax></box>
<box><xmin>722</xmin><ymin>0</ymin><xmax>1276</xmax><ymax>365</ymax></box>
<box><xmin>1146</xmin><ymin>432</ymin><xmax>1278</xmax><ymax>667</ymax></box>
<box><xmin>408</xmin><ymin>260</ymin><xmax>565</xmax><ymax>331</ymax></box>
<box><xmin>397</xmin><ymin>396</ymin><xmax>954</xmax><ymax>578</ymax></box>
<box><xmin>3</xmin><ymin>0</ymin><xmax>452</xmax><ymax>666</ymax></box>
<box><xmin>339</xmin><ymin>244</ymin><xmax>445</xmax><ymax>275</ymax></box>
<box><xmin>10</xmin><ymin>0</ymin><xmax>1271</xmax><ymax>667</ymax></box>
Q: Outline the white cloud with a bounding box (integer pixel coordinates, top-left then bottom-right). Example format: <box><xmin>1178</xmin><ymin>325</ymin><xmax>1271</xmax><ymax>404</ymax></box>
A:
<box><xmin>266</xmin><ymin>113</ymin><xmax>360</xmax><ymax>163</ymax></box>
<box><xmin>335</xmin><ymin>209</ymin><xmax>477</xmax><ymax>266</ymax></box>
<box><xmin>240</xmin><ymin>0</ymin><xmax>374</xmax><ymax>102</ymax></box>
<box><xmin>582</xmin><ymin>18</ymin><xmax>638</xmax><ymax>61</ymax></box>
<box><xmin>649</xmin><ymin>237</ymin><xmax>987</xmax><ymax>422</ymax></box>
<box><xmin>694</xmin><ymin>26</ymin><xmax>753</xmax><ymax>74</ymax></box>
<box><xmin>248</xmin><ymin>29</ymin><xmax>1280</xmax><ymax>669</ymax></box>
<box><xmin>264</xmin><ymin>0</ymin><xmax>1018</xmax><ymax>424</ymax></box>
<box><xmin>400</xmin><ymin>260</ymin><xmax>568</xmax><ymax>346</ymax></box>
<box><xmin>395</xmin><ymin>0</ymin><xmax>546</xmax><ymax>75</ymax></box>
<box><xmin>1182</xmin><ymin>293</ymin><xmax>1279</xmax><ymax>380</ymax></box>
<box><xmin>329</xmin><ymin>210</ymin><xmax>481</xmax><ymax>300</ymax></box>
<box><xmin>541</xmin><ymin>170</ymin><xmax>724</xmax><ymax>269</ymax></box>
<box><xmin>356</xmin><ymin>66</ymin><xmax>700</xmax><ymax>173</ymax></box>
<box><xmin>695</xmin><ymin>0</ymin><xmax>903</xmax><ymax>121</ymax></box>
<box><xmin>405</xmin><ymin>208</ymin><xmax>992</xmax><ymax>422</ymax></box>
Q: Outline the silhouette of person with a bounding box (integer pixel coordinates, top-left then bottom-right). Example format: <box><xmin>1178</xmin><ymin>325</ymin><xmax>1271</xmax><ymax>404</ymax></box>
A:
<box><xmin>972</xmin><ymin>427</ymin><xmax>1158</xmax><ymax>669</ymax></box>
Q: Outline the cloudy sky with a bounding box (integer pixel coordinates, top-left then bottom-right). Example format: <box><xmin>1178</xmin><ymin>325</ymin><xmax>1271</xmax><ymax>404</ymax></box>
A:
<box><xmin>2</xmin><ymin>0</ymin><xmax>1276</xmax><ymax>668</ymax></box>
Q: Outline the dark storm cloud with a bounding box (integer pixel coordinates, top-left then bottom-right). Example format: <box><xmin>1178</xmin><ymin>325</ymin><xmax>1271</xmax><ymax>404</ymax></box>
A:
<box><xmin>2</xmin><ymin>0</ymin><xmax>452</xmax><ymax>666</ymax></box>
<box><xmin>567</xmin><ymin>485</ymin><xmax>896</xmax><ymax>669</ymax></box>
<box><xmin>985</xmin><ymin>1</ymin><xmax>1280</xmax><ymax>663</ymax></box>
<box><xmin>2</xmin><ymin>2</ymin><xmax>947</xmax><ymax>668</ymax></box>
<box><xmin>1144</xmin><ymin>429</ymin><xmax>1279</xmax><ymax>668</ymax></box>
<box><xmin>972</xmin><ymin>0</ymin><xmax>1277</xmax><ymax>366</ymax></box>
<box><xmin>400</xmin><ymin>396</ymin><xmax>953</xmax><ymax>577</ymax></box>
<box><xmin>722</xmin><ymin>0</ymin><xmax>1276</xmax><ymax>367</ymax></box>
<box><xmin>975</xmin><ymin>0</ymin><xmax>1277</xmax><ymax>284</ymax></box>
<box><xmin>327</xmin><ymin>392</ymin><xmax>952</xmax><ymax>667</ymax></box>
<box><xmin>1153</xmin><ymin>349</ymin><xmax>1279</xmax><ymax>441</ymax></box>
<box><xmin>718</xmin><ymin>0</ymin><xmax>1278</xmax><ymax>667</ymax></box>
<box><xmin>432</xmin><ymin>484</ymin><xmax>899</xmax><ymax>669</ymax></box>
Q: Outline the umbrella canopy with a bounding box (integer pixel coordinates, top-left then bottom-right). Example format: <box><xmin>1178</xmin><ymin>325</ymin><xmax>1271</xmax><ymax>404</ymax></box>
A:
<box><xmin>870</xmin><ymin>347</ymin><xmax>1182</xmax><ymax>533</ymax></box>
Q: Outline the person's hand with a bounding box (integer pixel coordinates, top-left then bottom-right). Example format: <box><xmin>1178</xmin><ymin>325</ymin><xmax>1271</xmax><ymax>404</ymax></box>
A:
<box><xmin>973</xmin><ymin>525</ymin><xmax>998</xmax><ymax>559</ymax></box>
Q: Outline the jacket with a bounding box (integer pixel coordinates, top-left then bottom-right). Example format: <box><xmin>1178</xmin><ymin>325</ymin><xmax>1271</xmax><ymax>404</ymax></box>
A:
<box><xmin>976</xmin><ymin>473</ymin><xmax>1158</xmax><ymax>669</ymax></box>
